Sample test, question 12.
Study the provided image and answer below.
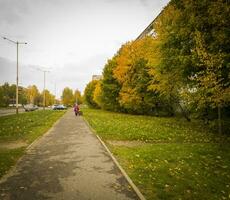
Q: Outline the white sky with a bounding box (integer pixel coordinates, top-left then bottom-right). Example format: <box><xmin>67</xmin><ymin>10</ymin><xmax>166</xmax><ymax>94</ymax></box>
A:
<box><xmin>0</xmin><ymin>0</ymin><xmax>169</xmax><ymax>98</ymax></box>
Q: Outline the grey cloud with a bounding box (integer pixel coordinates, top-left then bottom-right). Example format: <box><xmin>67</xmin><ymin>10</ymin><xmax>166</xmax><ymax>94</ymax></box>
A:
<box><xmin>0</xmin><ymin>0</ymin><xmax>30</xmax><ymax>25</ymax></box>
<box><xmin>139</xmin><ymin>0</ymin><xmax>149</xmax><ymax>7</ymax></box>
<box><xmin>0</xmin><ymin>57</ymin><xmax>45</xmax><ymax>91</ymax></box>
<box><xmin>0</xmin><ymin>0</ymin><xmax>170</xmax><ymax>97</ymax></box>
<box><xmin>0</xmin><ymin>57</ymin><xmax>15</xmax><ymax>83</ymax></box>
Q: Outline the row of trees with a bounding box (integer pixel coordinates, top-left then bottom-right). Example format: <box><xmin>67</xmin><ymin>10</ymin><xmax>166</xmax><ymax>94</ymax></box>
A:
<box><xmin>61</xmin><ymin>87</ymin><xmax>83</xmax><ymax>106</ymax></box>
<box><xmin>0</xmin><ymin>83</ymin><xmax>83</xmax><ymax>108</ymax></box>
<box><xmin>84</xmin><ymin>0</ymin><xmax>230</xmax><ymax>133</ymax></box>
<box><xmin>0</xmin><ymin>83</ymin><xmax>56</xmax><ymax>107</ymax></box>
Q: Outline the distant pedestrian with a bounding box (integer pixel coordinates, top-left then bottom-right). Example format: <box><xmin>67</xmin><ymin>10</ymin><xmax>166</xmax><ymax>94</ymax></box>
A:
<box><xmin>74</xmin><ymin>103</ymin><xmax>80</xmax><ymax>116</ymax></box>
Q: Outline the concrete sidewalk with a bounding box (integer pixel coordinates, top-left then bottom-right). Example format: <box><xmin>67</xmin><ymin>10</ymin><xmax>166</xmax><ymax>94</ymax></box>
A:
<box><xmin>0</xmin><ymin>110</ymin><xmax>138</xmax><ymax>200</ymax></box>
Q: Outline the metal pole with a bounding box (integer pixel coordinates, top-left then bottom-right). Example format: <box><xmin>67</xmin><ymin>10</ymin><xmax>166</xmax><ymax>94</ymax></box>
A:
<box><xmin>35</xmin><ymin>68</ymin><xmax>49</xmax><ymax>109</ymax></box>
<box><xmin>16</xmin><ymin>42</ymin><xmax>19</xmax><ymax>114</ymax></box>
<box><xmin>43</xmin><ymin>71</ymin><xmax>46</xmax><ymax>110</ymax></box>
<box><xmin>54</xmin><ymin>82</ymin><xmax>56</xmax><ymax>104</ymax></box>
<box><xmin>2</xmin><ymin>37</ymin><xmax>27</xmax><ymax>114</ymax></box>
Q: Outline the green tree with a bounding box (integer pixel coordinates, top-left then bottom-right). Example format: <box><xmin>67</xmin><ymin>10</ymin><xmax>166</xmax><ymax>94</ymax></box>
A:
<box><xmin>154</xmin><ymin>0</ymin><xmax>230</xmax><ymax>125</ymax></box>
<box><xmin>0</xmin><ymin>83</ymin><xmax>10</xmax><ymax>107</ymax></box>
<box><xmin>0</xmin><ymin>83</ymin><xmax>16</xmax><ymax>106</ymax></box>
<box><xmin>18</xmin><ymin>86</ymin><xmax>27</xmax><ymax>105</ymax></box>
<box><xmin>99</xmin><ymin>58</ymin><xmax>122</xmax><ymax>111</ymax></box>
<box><xmin>0</xmin><ymin>86</ymin><xmax>5</xmax><ymax>107</ymax></box>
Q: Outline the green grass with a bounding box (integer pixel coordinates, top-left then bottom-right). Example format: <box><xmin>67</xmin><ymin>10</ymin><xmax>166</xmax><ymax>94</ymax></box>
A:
<box><xmin>0</xmin><ymin>110</ymin><xmax>65</xmax><ymax>178</ymax></box>
<box><xmin>82</xmin><ymin>108</ymin><xmax>229</xmax><ymax>143</ymax></box>
<box><xmin>0</xmin><ymin>148</ymin><xmax>25</xmax><ymax>178</ymax></box>
<box><xmin>0</xmin><ymin>110</ymin><xmax>65</xmax><ymax>142</ymax></box>
<box><xmin>83</xmin><ymin>108</ymin><xmax>230</xmax><ymax>200</ymax></box>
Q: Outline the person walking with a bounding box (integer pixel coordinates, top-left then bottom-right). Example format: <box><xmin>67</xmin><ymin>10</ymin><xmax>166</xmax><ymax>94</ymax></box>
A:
<box><xmin>74</xmin><ymin>103</ymin><xmax>80</xmax><ymax>116</ymax></box>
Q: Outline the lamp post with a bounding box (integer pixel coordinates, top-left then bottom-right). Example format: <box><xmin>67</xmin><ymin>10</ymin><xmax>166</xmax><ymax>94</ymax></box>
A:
<box><xmin>43</xmin><ymin>70</ymin><xmax>48</xmax><ymax>110</ymax></box>
<box><xmin>36</xmin><ymin>68</ymin><xmax>50</xmax><ymax>110</ymax></box>
<box><xmin>2</xmin><ymin>37</ymin><xmax>27</xmax><ymax>114</ymax></box>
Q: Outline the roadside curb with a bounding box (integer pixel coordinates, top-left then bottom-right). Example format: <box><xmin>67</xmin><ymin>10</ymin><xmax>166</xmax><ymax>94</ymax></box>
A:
<box><xmin>83</xmin><ymin>117</ymin><xmax>146</xmax><ymax>200</ymax></box>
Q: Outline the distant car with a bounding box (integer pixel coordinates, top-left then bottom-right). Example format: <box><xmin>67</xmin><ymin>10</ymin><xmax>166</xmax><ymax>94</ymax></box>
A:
<box><xmin>24</xmin><ymin>104</ymin><xmax>38</xmax><ymax>112</ymax></box>
<box><xmin>52</xmin><ymin>104</ymin><xmax>67</xmax><ymax>110</ymax></box>
<box><xmin>51</xmin><ymin>104</ymin><xmax>58</xmax><ymax>110</ymax></box>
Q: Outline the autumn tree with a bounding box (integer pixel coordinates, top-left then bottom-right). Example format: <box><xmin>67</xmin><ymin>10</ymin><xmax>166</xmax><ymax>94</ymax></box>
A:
<box><xmin>84</xmin><ymin>80</ymin><xmax>99</xmax><ymax>108</ymax></box>
<box><xmin>74</xmin><ymin>89</ymin><xmax>83</xmax><ymax>105</ymax></box>
<box><xmin>42</xmin><ymin>89</ymin><xmax>55</xmax><ymax>106</ymax></box>
<box><xmin>34</xmin><ymin>93</ymin><xmax>43</xmax><ymax>106</ymax></box>
<box><xmin>93</xmin><ymin>81</ymin><xmax>102</xmax><ymax>107</ymax></box>
<box><xmin>0</xmin><ymin>83</ymin><xmax>27</xmax><ymax>107</ymax></box>
<box><xmin>113</xmin><ymin>37</ymin><xmax>168</xmax><ymax>115</ymax></box>
<box><xmin>61</xmin><ymin>87</ymin><xmax>74</xmax><ymax>106</ymax></box>
<box><xmin>83</xmin><ymin>0</ymin><xmax>229</xmax><ymax>133</ymax></box>
<box><xmin>26</xmin><ymin>85</ymin><xmax>39</xmax><ymax>104</ymax></box>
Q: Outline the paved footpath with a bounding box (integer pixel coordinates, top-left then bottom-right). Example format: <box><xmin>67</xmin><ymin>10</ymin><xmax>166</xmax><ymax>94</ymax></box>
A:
<box><xmin>0</xmin><ymin>110</ymin><xmax>138</xmax><ymax>200</ymax></box>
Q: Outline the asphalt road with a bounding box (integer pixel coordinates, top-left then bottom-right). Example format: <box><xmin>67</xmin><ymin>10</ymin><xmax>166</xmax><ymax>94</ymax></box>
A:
<box><xmin>0</xmin><ymin>108</ymin><xmax>25</xmax><ymax>117</ymax></box>
<box><xmin>0</xmin><ymin>107</ymin><xmax>51</xmax><ymax>117</ymax></box>
<box><xmin>0</xmin><ymin>110</ymin><xmax>139</xmax><ymax>200</ymax></box>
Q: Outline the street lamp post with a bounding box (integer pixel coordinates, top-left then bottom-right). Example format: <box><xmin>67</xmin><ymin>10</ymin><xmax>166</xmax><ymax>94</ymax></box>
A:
<box><xmin>43</xmin><ymin>70</ymin><xmax>48</xmax><ymax>110</ymax></box>
<box><xmin>2</xmin><ymin>37</ymin><xmax>27</xmax><ymax>114</ymax></box>
<box><xmin>36</xmin><ymin>68</ymin><xmax>50</xmax><ymax>110</ymax></box>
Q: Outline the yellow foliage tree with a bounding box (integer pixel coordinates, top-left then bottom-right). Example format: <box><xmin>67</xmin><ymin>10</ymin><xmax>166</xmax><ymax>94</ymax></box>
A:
<box><xmin>74</xmin><ymin>89</ymin><xmax>83</xmax><ymax>104</ymax></box>
<box><xmin>62</xmin><ymin>87</ymin><xmax>74</xmax><ymax>106</ymax></box>
<box><xmin>26</xmin><ymin>85</ymin><xmax>39</xmax><ymax>104</ymax></box>
<box><xmin>93</xmin><ymin>81</ymin><xmax>102</xmax><ymax>107</ymax></box>
<box><xmin>42</xmin><ymin>89</ymin><xmax>55</xmax><ymax>106</ymax></box>
<box><xmin>113</xmin><ymin>37</ymin><xmax>162</xmax><ymax>114</ymax></box>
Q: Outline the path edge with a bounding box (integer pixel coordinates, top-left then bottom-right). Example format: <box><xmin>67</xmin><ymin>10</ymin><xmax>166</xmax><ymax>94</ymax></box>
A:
<box><xmin>83</xmin><ymin>117</ymin><xmax>146</xmax><ymax>200</ymax></box>
<box><xmin>26</xmin><ymin>110</ymin><xmax>66</xmax><ymax>150</ymax></box>
<box><xmin>0</xmin><ymin>110</ymin><xmax>67</xmax><ymax>184</ymax></box>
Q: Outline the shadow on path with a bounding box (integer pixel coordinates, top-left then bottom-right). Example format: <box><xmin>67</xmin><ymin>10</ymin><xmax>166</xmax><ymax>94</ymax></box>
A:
<box><xmin>0</xmin><ymin>110</ymin><xmax>138</xmax><ymax>200</ymax></box>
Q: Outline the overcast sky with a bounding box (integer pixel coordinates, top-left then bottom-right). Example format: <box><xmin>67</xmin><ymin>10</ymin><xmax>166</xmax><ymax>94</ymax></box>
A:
<box><xmin>0</xmin><ymin>0</ymin><xmax>169</xmax><ymax>98</ymax></box>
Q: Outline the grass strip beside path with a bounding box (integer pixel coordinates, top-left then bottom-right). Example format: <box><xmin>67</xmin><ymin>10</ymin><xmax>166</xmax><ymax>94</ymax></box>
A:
<box><xmin>83</xmin><ymin>108</ymin><xmax>230</xmax><ymax>200</ymax></box>
<box><xmin>0</xmin><ymin>110</ymin><xmax>65</xmax><ymax>178</ymax></box>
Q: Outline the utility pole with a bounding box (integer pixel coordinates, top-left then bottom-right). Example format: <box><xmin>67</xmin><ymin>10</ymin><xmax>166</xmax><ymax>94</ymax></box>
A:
<box><xmin>43</xmin><ymin>71</ymin><xmax>46</xmax><ymax>110</ymax></box>
<box><xmin>42</xmin><ymin>70</ymin><xmax>50</xmax><ymax>110</ymax></box>
<box><xmin>2</xmin><ymin>37</ymin><xmax>27</xmax><ymax>114</ymax></box>
<box><xmin>36</xmin><ymin>68</ymin><xmax>50</xmax><ymax>110</ymax></box>
<box><xmin>54</xmin><ymin>82</ymin><xmax>57</xmax><ymax>104</ymax></box>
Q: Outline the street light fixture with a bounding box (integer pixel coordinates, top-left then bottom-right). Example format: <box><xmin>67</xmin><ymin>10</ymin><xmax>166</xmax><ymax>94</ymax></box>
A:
<box><xmin>2</xmin><ymin>37</ymin><xmax>27</xmax><ymax>114</ymax></box>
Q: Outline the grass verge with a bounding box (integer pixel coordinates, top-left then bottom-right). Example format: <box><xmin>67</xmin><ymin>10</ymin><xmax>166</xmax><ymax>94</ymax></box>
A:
<box><xmin>83</xmin><ymin>108</ymin><xmax>230</xmax><ymax>200</ymax></box>
<box><xmin>0</xmin><ymin>110</ymin><xmax>65</xmax><ymax>178</ymax></box>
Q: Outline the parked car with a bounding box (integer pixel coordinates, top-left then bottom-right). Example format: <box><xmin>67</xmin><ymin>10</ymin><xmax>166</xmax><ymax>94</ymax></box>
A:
<box><xmin>52</xmin><ymin>104</ymin><xmax>67</xmax><ymax>110</ymax></box>
<box><xmin>51</xmin><ymin>104</ymin><xmax>58</xmax><ymax>110</ymax></box>
<box><xmin>23</xmin><ymin>104</ymin><xmax>38</xmax><ymax>112</ymax></box>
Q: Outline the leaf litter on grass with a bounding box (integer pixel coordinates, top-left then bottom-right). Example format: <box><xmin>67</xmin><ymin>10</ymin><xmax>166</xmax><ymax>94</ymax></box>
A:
<box><xmin>83</xmin><ymin>108</ymin><xmax>230</xmax><ymax>200</ymax></box>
